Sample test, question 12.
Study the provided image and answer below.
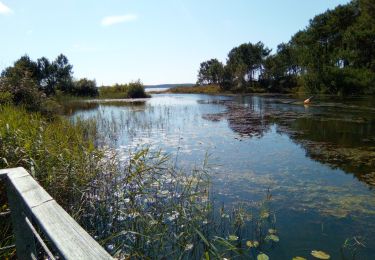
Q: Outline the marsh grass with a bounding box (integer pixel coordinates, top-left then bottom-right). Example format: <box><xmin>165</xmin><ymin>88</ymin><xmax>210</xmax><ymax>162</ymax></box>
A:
<box><xmin>78</xmin><ymin>143</ymin><xmax>279</xmax><ymax>259</ymax></box>
<box><xmin>0</xmin><ymin>105</ymin><xmax>101</xmax><ymax>210</ymax></box>
<box><xmin>168</xmin><ymin>84</ymin><xmax>269</xmax><ymax>95</ymax></box>
<box><xmin>169</xmin><ymin>85</ymin><xmax>223</xmax><ymax>94</ymax></box>
<box><xmin>99</xmin><ymin>81</ymin><xmax>150</xmax><ymax>99</ymax></box>
<box><xmin>0</xmin><ymin>105</ymin><xmax>103</xmax><ymax>257</ymax></box>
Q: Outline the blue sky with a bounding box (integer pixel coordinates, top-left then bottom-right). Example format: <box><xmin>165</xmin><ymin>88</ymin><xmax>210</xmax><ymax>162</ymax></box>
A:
<box><xmin>0</xmin><ymin>0</ymin><xmax>351</xmax><ymax>85</ymax></box>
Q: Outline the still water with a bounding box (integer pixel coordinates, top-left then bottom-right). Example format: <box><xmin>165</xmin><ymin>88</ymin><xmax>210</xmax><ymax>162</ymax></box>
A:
<box><xmin>69</xmin><ymin>94</ymin><xmax>375</xmax><ymax>259</ymax></box>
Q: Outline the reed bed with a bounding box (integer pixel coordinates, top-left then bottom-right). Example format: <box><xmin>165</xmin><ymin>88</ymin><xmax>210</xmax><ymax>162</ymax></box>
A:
<box><xmin>0</xmin><ymin>105</ymin><xmax>279</xmax><ymax>259</ymax></box>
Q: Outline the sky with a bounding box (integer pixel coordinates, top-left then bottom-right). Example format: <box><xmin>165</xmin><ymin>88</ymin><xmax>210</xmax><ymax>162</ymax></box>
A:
<box><xmin>0</xmin><ymin>0</ymin><xmax>351</xmax><ymax>85</ymax></box>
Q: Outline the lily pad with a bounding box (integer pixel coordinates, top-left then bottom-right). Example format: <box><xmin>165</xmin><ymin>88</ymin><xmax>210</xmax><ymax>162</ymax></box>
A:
<box><xmin>266</xmin><ymin>234</ymin><xmax>279</xmax><ymax>242</ymax></box>
<box><xmin>228</xmin><ymin>235</ymin><xmax>238</xmax><ymax>241</ymax></box>
<box><xmin>268</xmin><ymin>228</ymin><xmax>277</xmax><ymax>234</ymax></box>
<box><xmin>311</xmin><ymin>250</ymin><xmax>330</xmax><ymax>259</ymax></box>
<box><xmin>257</xmin><ymin>253</ymin><xmax>269</xmax><ymax>260</ymax></box>
<box><xmin>246</xmin><ymin>240</ymin><xmax>259</xmax><ymax>248</ymax></box>
<box><xmin>292</xmin><ymin>257</ymin><xmax>306</xmax><ymax>260</ymax></box>
<box><xmin>260</xmin><ymin>210</ymin><xmax>270</xmax><ymax>219</ymax></box>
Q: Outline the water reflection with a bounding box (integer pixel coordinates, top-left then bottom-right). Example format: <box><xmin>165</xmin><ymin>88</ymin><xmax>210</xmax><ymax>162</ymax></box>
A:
<box><xmin>201</xmin><ymin>95</ymin><xmax>375</xmax><ymax>187</ymax></box>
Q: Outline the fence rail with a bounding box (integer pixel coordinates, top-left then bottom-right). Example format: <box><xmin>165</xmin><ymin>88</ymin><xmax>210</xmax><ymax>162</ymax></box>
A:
<box><xmin>0</xmin><ymin>167</ymin><xmax>113</xmax><ymax>260</ymax></box>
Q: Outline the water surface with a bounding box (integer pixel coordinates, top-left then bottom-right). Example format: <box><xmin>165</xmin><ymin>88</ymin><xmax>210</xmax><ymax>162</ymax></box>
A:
<box><xmin>69</xmin><ymin>94</ymin><xmax>375</xmax><ymax>259</ymax></box>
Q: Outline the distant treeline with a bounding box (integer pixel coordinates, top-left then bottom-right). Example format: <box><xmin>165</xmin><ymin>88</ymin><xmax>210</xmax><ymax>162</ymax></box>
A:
<box><xmin>0</xmin><ymin>54</ymin><xmax>149</xmax><ymax>114</ymax></box>
<box><xmin>145</xmin><ymin>83</ymin><xmax>194</xmax><ymax>89</ymax></box>
<box><xmin>0</xmin><ymin>54</ymin><xmax>98</xmax><ymax>113</ymax></box>
<box><xmin>0</xmin><ymin>54</ymin><xmax>99</xmax><ymax>97</ymax></box>
<box><xmin>197</xmin><ymin>0</ymin><xmax>375</xmax><ymax>95</ymax></box>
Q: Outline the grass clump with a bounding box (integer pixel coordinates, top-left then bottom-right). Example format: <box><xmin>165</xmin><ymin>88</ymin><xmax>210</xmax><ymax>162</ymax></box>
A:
<box><xmin>99</xmin><ymin>80</ymin><xmax>150</xmax><ymax>99</ymax></box>
<box><xmin>169</xmin><ymin>84</ymin><xmax>223</xmax><ymax>94</ymax></box>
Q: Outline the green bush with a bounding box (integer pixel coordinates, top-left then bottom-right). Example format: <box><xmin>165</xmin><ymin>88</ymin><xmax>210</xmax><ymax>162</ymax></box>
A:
<box><xmin>0</xmin><ymin>92</ymin><xmax>13</xmax><ymax>105</ymax></box>
<box><xmin>72</xmin><ymin>78</ymin><xmax>99</xmax><ymax>97</ymax></box>
<box><xmin>99</xmin><ymin>80</ymin><xmax>149</xmax><ymax>99</ymax></box>
<box><xmin>127</xmin><ymin>80</ymin><xmax>147</xmax><ymax>98</ymax></box>
<box><xmin>0</xmin><ymin>72</ymin><xmax>45</xmax><ymax>111</ymax></box>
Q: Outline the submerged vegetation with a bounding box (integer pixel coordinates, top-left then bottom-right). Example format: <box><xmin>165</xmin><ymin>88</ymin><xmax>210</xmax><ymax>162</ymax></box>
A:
<box><xmin>194</xmin><ymin>0</ymin><xmax>375</xmax><ymax>95</ymax></box>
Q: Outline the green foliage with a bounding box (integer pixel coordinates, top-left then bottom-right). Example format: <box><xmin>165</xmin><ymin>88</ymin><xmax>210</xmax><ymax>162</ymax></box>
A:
<box><xmin>0</xmin><ymin>54</ymin><xmax>99</xmax><ymax>104</ymax></box>
<box><xmin>1</xmin><ymin>54</ymin><xmax>74</xmax><ymax>96</ymax></box>
<box><xmin>99</xmin><ymin>80</ymin><xmax>149</xmax><ymax>99</ymax></box>
<box><xmin>36</xmin><ymin>54</ymin><xmax>73</xmax><ymax>95</ymax></box>
<box><xmin>0</xmin><ymin>105</ymin><xmax>100</xmax><ymax>210</ymax></box>
<box><xmin>226</xmin><ymin>41</ymin><xmax>271</xmax><ymax>88</ymax></box>
<box><xmin>197</xmin><ymin>59</ymin><xmax>225</xmax><ymax>85</ymax></box>
<box><xmin>127</xmin><ymin>80</ymin><xmax>147</xmax><ymax>98</ymax></box>
<box><xmin>0</xmin><ymin>91</ymin><xmax>13</xmax><ymax>105</ymax></box>
<box><xmin>0</xmin><ymin>105</ymin><xmax>100</xmax><ymax>258</ymax></box>
<box><xmin>170</xmin><ymin>84</ymin><xmax>222</xmax><ymax>94</ymax></box>
<box><xmin>197</xmin><ymin>0</ymin><xmax>375</xmax><ymax>95</ymax></box>
<box><xmin>0</xmin><ymin>72</ymin><xmax>62</xmax><ymax>116</ymax></box>
<box><xmin>73</xmin><ymin>78</ymin><xmax>99</xmax><ymax>97</ymax></box>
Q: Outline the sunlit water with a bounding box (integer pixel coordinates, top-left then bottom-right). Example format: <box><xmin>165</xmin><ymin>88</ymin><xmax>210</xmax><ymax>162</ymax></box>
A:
<box><xmin>69</xmin><ymin>93</ymin><xmax>375</xmax><ymax>259</ymax></box>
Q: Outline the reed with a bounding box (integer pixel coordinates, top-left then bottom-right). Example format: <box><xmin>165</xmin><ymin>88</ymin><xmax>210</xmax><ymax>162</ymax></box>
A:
<box><xmin>0</xmin><ymin>104</ymin><xmax>279</xmax><ymax>259</ymax></box>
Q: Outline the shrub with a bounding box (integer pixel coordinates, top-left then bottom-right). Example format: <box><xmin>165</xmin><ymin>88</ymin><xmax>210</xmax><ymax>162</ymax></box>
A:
<box><xmin>99</xmin><ymin>80</ymin><xmax>149</xmax><ymax>99</ymax></box>
<box><xmin>0</xmin><ymin>92</ymin><xmax>13</xmax><ymax>105</ymax></box>
<box><xmin>0</xmin><ymin>72</ymin><xmax>45</xmax><ymax>111</ymax></box>
<box><xmin>72</xmin><ymin>78</ymin><xmax>99</xmax><ymax>97</ymax></box>
<box><xmin>126</xmin><ymin>80</ymin><xmax>147</xmax><ymax>98</ymax></box>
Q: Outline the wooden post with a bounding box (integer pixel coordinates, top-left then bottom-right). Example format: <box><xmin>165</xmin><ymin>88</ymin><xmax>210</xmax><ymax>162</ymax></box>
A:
<box><xmin>5</xmin><ymin>179</ymin><xmax>37</xmax><ymax>260</ymax></box>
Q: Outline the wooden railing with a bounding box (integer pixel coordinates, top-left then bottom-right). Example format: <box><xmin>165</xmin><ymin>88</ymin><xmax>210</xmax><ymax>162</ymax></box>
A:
<box><xmin>0</xmin><ymin>167</ymin><xmax>113</xmax><ymax>260</ymax></box>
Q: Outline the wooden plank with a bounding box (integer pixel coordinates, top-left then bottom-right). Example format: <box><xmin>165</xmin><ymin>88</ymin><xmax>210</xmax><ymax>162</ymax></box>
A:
<box><xmin>7</xmin><ymin>174</ymin><xmax>53</xmax><ymax>208</ymax></box>
<box><xmin>0</xmin><ymin>167</ymin><xmax>29</xmax><ymax>178</ymax></box>
<box><xmin>8</xmin><ymin>175</ymin><xmax>53</xmax><ymax>208</ymax></box>
<box><xmin>2</xmin><ymin>168</ymin><xmax>113</xmax><ymax>260</ymax></box>
<box><xmin>31</xmin><ymin>200</ymin><xmax>112</xmax><ymax>259</ymax></box>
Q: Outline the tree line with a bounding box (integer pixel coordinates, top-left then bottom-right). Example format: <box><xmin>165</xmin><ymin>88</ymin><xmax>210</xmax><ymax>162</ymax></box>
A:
<box><xmin>0</xmin><ymin>54</ymin><xmax>98</xmax><ymax>97</ymax></box>
<box><xmin>197</xmin><ymin>0</ymin><xmax>375</xmax><ymax>95</ymax></box>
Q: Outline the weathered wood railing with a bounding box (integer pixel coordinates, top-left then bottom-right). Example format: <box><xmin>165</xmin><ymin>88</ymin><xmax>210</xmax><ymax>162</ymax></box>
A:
<box><xmin>0</xmin><ymin>167</ymin><xmax>113</xmax><ymax>260</ymax></box>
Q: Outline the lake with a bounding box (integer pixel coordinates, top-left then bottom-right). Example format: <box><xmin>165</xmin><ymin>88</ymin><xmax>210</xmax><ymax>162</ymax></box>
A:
<box><xmin>68</xmin><ymin>93</ymin><xmax>375</xmax><ymax>259</ymax></box>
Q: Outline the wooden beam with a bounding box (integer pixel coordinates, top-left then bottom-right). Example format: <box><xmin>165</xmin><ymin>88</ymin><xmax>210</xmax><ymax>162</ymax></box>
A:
<box><xmin>2</xmin><ymin>167</ymin><xmax>113</xmax><ymax>260</ymax></box>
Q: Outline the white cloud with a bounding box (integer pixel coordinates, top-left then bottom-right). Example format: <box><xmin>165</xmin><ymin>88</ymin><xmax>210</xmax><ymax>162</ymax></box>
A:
<box><xmin>0</xmin><ymin>1</ymin><xmax>12</xmax><ymax>15</ymax></box>
<box><xmin>101</xmin><ymin>14</ymin><xmax>137</xmax><ymax>26</ymax></box>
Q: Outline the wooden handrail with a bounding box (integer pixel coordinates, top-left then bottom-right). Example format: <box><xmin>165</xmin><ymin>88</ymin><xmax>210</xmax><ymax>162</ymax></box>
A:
<box><xmin>0</xmin><ymin>167</ymin><xmax>113</xmax><ymax>260</ymax></box>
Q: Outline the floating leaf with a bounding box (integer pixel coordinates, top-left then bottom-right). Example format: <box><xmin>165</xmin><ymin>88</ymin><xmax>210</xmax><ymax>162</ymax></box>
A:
<box><xmin>268</xmin><ymin>228</ymin><xmax>277</xmax><ymax>234</ymax></box>
<box><xmin>184</xmin><ymin>244</ymin><xmax>193</xmax><ymax>251</ymax></box>
<box><xmin>228</xmin><ymin>235</ymin><xmax>238</xmax><ymax>241</ymax></box>
<box><xmin>260</xmin><ymin>210</ymin><xmax>270</xmax><ymax>219</ymax></box>
<box><xmin>311</xmin><ymin>250</ymin><xmax>330</xmax><ymax>259</ymax></box>
<box><xmin>246</xmin><ymin>240</ymin><xmax>259</xmax><ymax>248</ymax></box>
<box><xmin>266</xmin><ymin>234</ymin><xmax>279</xmax><ymax>242</ymax></box>
<box><xmin>293</xmin><ymin>257</ymin><xmax>307</xmax><ymax>260</ymax></box>
<box><xmin>257</xmin><ymin>253</ymin><xmax>269</xmax><ymax>260</ymax></box>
